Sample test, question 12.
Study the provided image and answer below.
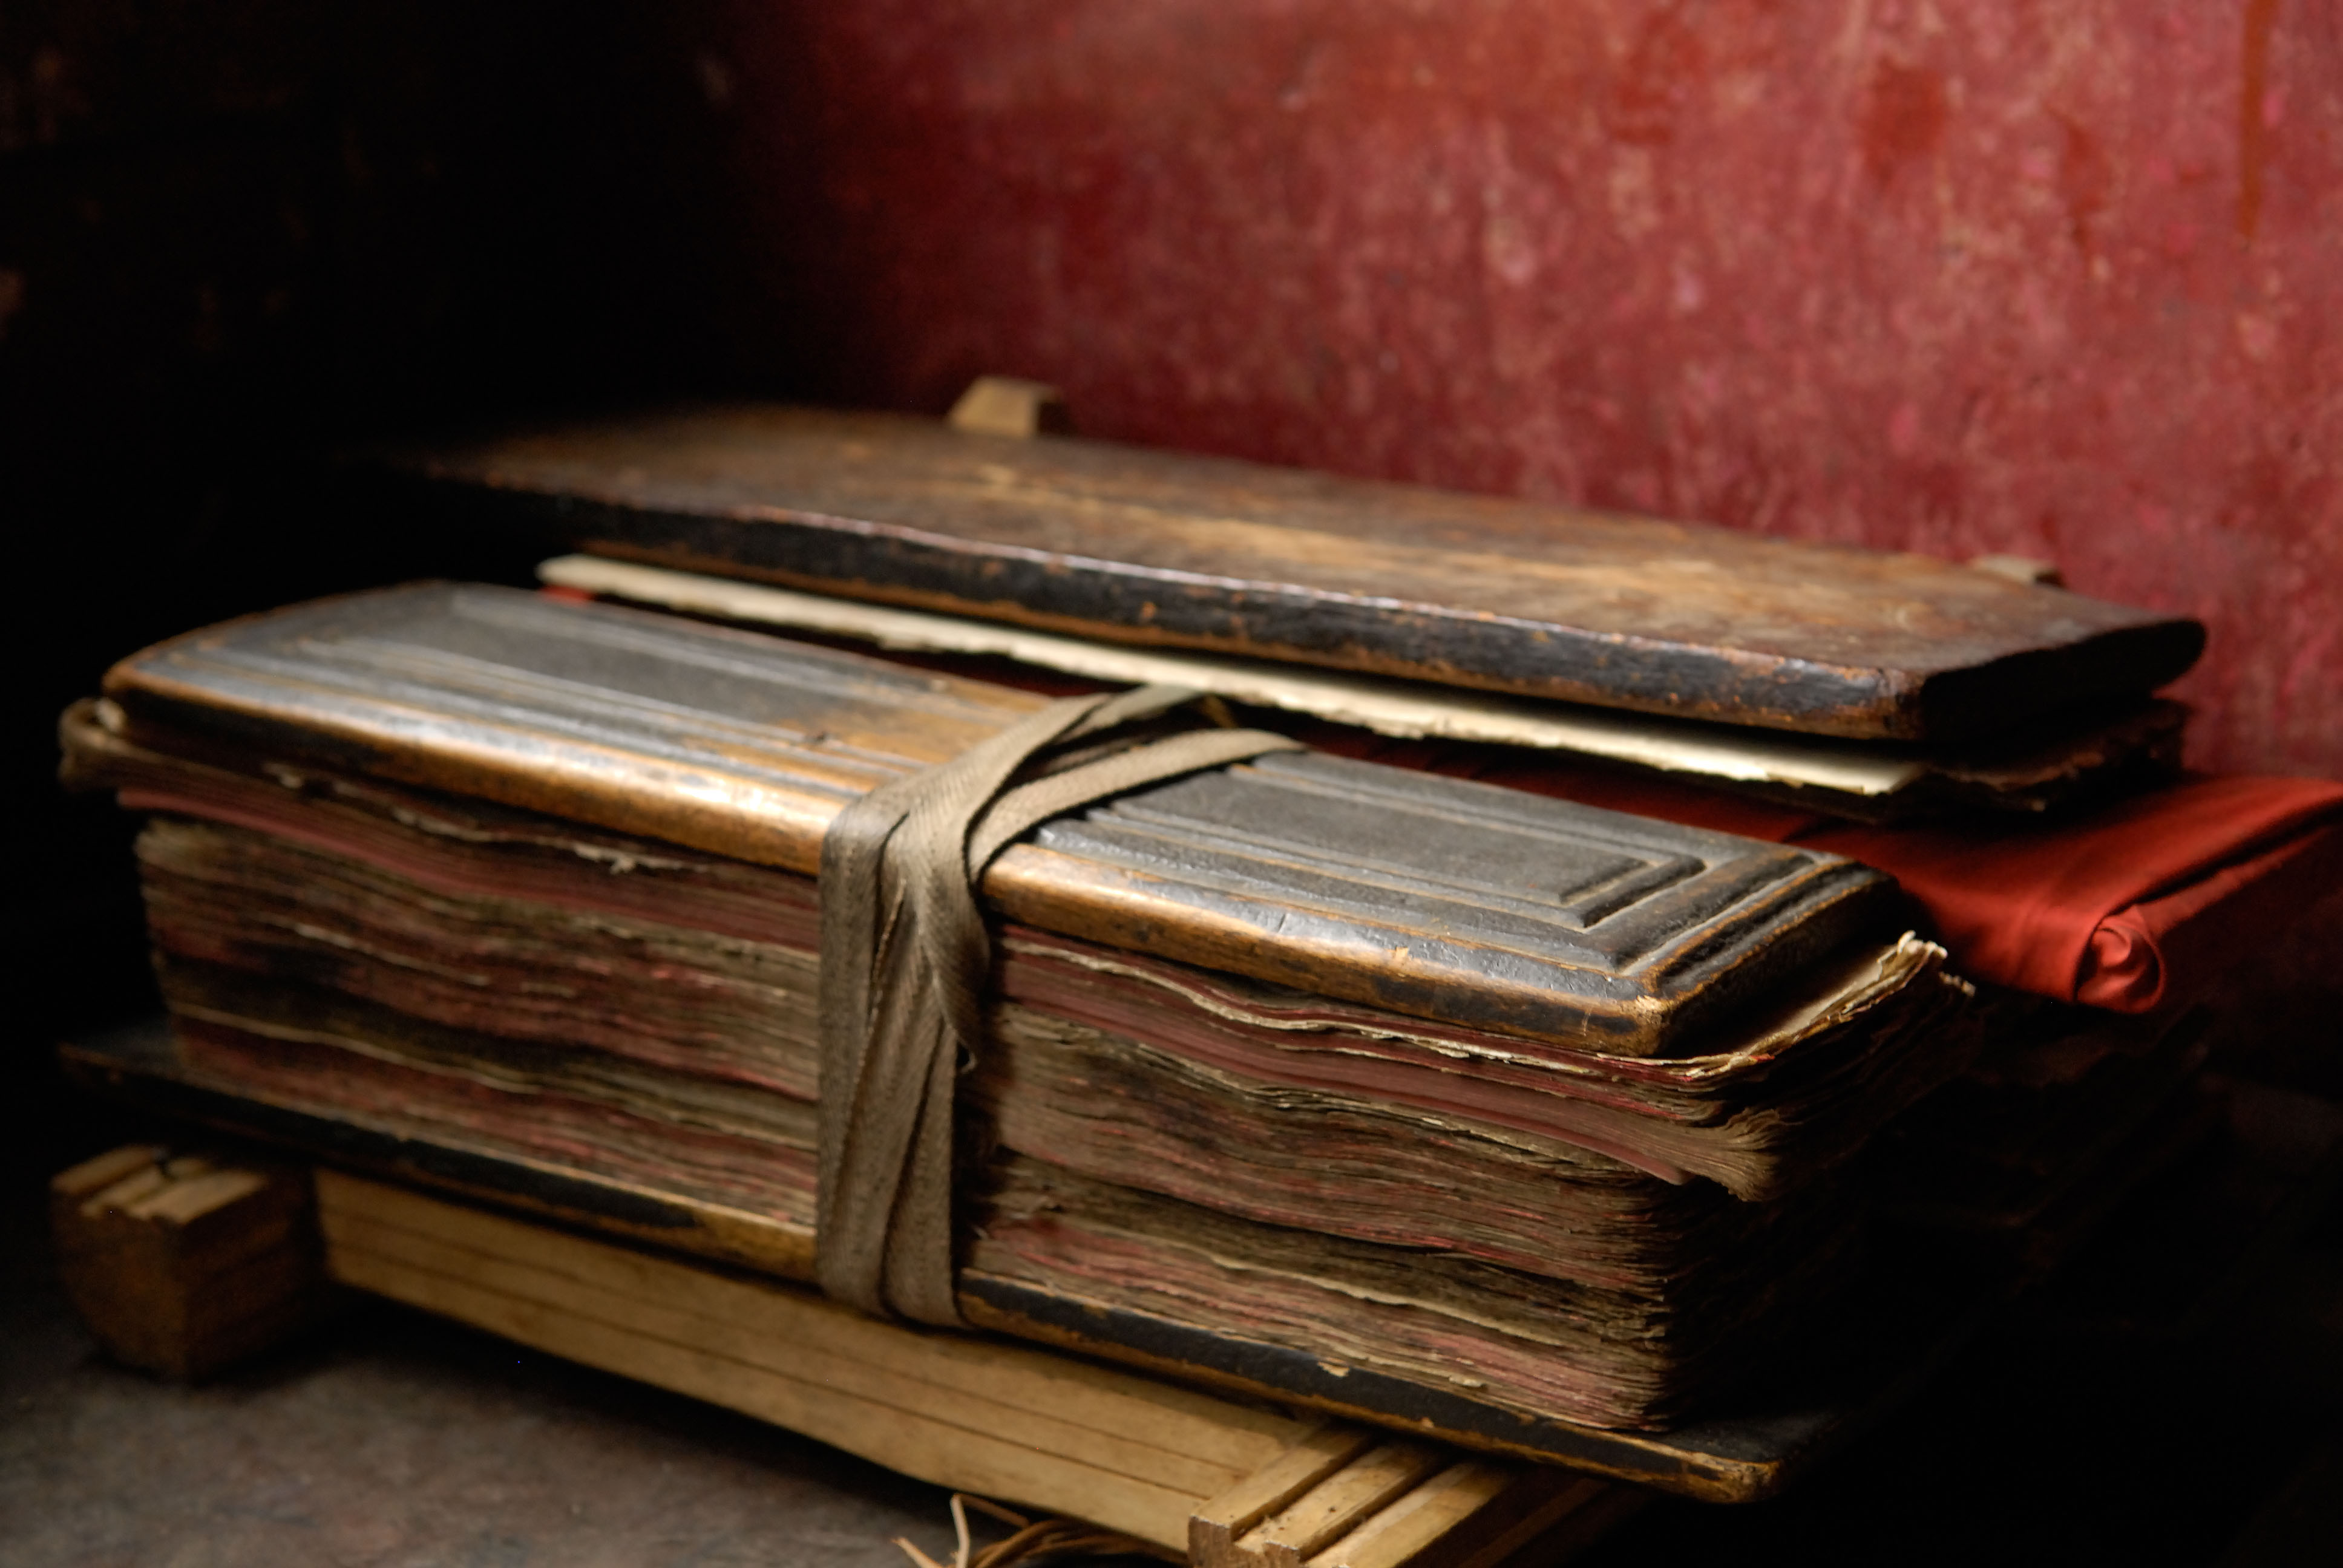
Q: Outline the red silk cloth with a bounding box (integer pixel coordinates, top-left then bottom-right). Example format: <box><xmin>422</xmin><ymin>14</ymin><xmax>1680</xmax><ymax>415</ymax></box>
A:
<box><xmin>1454</xmin><ymin>758</ymin><xmax>2343</xmax><ymax>1014</ymax></box>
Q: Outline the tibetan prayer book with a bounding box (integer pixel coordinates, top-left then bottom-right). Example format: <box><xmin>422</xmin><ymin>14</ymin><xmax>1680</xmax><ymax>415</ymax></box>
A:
<box><xmin>63</xmin><ymin>583</ymin><xmax>1974</xmax><ymax>1439</ymax></box>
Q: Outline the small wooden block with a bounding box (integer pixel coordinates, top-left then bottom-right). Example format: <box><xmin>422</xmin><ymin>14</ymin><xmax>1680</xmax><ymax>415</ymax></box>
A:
<box><xmin>1305</xmin><ymin>1462</ymin><xmax>1513</xmax><ymax>1568</ymax></box>
<box><xmin>947</xmin><ymin>375</ymin><xmax>1073</xmax><ymax>438</ymax></box>
<box><xmin>1190</xmin><ymin>1423</ymin><xmax>1381</xmax><ymax>1565</ymax></box>
<box><xmin>51</xmin><ymin>1143</ymin><xmax>326</xmax><ymax>1379</ymax></box>
<box><xmin>1968</xmin><ymin>553</ymin><xmax>2066</xmax><ymax>587</ymax></box>
<box><xmin>1240</xmin><ymin>1440</ymin><xmax>1447</xmax><ymax>1566</ymax></box>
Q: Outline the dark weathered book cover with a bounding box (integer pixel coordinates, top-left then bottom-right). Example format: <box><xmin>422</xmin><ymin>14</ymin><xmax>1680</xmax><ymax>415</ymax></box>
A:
<box><xmin>94</xmin><ymin>583</ymin><xmax>1892</xmax><ymax>1056</ymax></box>
<box><xmin>373</xmin><ymin>407</ymin><xmax>2204</xmax><ymax>742</ymax></box>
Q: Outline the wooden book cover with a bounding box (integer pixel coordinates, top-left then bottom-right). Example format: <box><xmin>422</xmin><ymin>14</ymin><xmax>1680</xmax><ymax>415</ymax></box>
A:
<box><xmin>370</xmin><ymin>407</ymin><xmax>2204</xmax><ymax>742</ymax></box>
<box><xmin>92</xmin><ymin>582</ymin><xmax>1892</xmax><ymax>1056</ymax></box>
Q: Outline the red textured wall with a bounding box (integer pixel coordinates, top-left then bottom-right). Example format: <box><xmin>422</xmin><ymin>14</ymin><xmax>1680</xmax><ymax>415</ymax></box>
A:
<box><xmin>689</xmin><ymin>0</ymin><xmax>2339</xmax><ymax>776</ymax></box>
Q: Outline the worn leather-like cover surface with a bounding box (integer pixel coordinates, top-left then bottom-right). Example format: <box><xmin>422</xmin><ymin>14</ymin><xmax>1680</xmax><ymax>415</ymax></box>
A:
<box><xmin>379</xmin><ymin>406</ymin><xmax>2204</xmax><ymax>741</ymax></box>
<box><xmin>99</xmin><ymin>583</ymin><xmax>1889</xmax><ymax>1053</ymax></box>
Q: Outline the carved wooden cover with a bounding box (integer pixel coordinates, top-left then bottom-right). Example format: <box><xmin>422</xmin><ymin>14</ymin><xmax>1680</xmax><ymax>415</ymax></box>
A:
<box><xmin>101</xmin><ymin>583</ymin><xmax>1892</xmax><ymax>1053</ymax></box>
<box><xmin>379</xmin><ymin>406</ymin><xmax>2203</xmax><ymax>742</ymax></box>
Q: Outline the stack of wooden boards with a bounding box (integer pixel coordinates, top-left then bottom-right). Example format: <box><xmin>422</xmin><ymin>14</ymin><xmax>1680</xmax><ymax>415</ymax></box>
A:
<box><xmin>60</xmin><ymin>397</ymin><xmax>2337</xmax><ymax>1522</ymax></box>
<box><xmin>326</xmin><ymin>1170</ymin><xmax>1640</xmax><ymax>1568</ymax></box>
<box><xmin>50</xmin><ymin>1143</ymin><xmax>324</xmax><ymax>1380</ymax></box>
<box><xmin>50</xmin><ymin>1143</ymin><xmax>1639</xmax><ymax>1567</ymax></box>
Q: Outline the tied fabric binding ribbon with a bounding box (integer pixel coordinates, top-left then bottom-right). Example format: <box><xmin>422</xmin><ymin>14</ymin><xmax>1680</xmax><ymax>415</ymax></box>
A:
<box><xmin>816</xmin><ymin>684</ymin><xmax>1303</xmax><ymax>1325</ymax></box>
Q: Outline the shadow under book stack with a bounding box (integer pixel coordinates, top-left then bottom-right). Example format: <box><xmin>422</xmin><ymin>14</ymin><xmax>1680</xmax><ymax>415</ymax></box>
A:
<box><xmin>57</xmin><ymin>400</ymin><xmax>2340</xmax><ymax>1533</ymax></box>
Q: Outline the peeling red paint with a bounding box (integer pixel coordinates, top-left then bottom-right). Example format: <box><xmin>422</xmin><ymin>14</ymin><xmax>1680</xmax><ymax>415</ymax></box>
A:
<box><xmin>687</xmin><ymin>0</ymin><xmax>2342</xmax><ymax>777</ymax></box>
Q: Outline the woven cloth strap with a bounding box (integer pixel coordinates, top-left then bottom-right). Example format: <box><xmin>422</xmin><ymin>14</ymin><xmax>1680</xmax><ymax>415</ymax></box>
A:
<box><xmin>816</xmin><ymin>684</ymin><xmax>1303</xmax><ymax>1325</ymax></box>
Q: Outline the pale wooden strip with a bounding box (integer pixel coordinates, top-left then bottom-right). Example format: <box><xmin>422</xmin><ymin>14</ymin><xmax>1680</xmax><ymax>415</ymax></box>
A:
<box><xmin>129</xmin><ymin>1169</ymin><xmax>268</xmax><ymax>1225</ymax></box>
<box><xmin>1190</xmin><ymin>1423</ymin><xmax>1381</xmax><ymax>1567</ymax></box>
<box><xmin>330</xmin><ymin>1240</ymin><xmax>1196</xmax><ymax>1550</ymax></box>
<box><xmin>318</xmin><ymin>1171</ymin><xmax>1302</xmax><ymax>1468</ymax></box>
<box><xmin>1240</xmin><ymin>1442</ymin><xmax>1448</xmax><ymax>1564</ymax></box>
<box><xmin>83</xmin><ymin>1164</ymin><xmax>177</xmax><ymax>1217</ymax></box>
<box><xmin>51</xmin><ymin>1145</ymin><xmax>167</xmax><ymax>1201</ymax></box>
<box><xmin>1307</xmin><ymin>1463</ymin><xmax>1512</xmax><ymax>1568</ymax></box>
<box><xmin>326</xmin><ymin>1209</ymin><xmax>1245</xmax><ymax>1501</ymax></box>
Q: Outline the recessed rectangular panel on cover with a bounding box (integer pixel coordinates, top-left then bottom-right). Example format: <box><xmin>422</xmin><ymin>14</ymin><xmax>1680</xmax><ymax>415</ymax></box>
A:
<box><xmin>1041</xmin><ymin>754</ymin><xmax>1874</xmax><ymax>1041</ymax></box>
<box><xmin>373</xmin><ymin>406</ymin><xmax>2204</xmax><ymax>742</ymax></box>
<box><xmin>99</xmin><ymin>583</ymin><xmax>1892</xmax><ymax>1052</ymax></box>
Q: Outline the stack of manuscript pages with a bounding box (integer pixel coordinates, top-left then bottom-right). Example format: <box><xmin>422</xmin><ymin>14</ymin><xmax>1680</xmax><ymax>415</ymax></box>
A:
<box><xmin>65</xmin><ymin>584</ymin><xmax>1973</xmax><ymax>1437</ymax></box>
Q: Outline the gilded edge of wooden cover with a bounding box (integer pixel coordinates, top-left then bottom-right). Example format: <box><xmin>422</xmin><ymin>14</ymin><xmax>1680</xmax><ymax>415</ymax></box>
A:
<box><xmin>373</xmin><ymin>405</ymin><xmax>2205</xmax><ymax>742</ymax></box>
<box><xmin>96</xmin><ymin>582</ymin><xmax>1894</xmax><ymax>1054</ymax></box>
